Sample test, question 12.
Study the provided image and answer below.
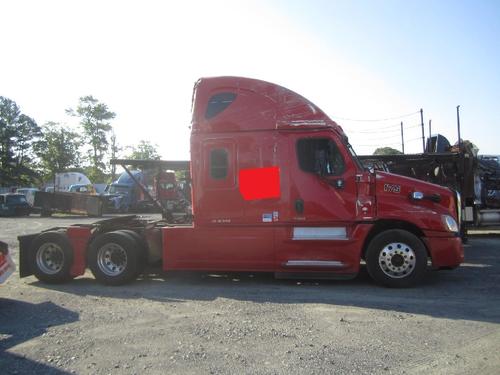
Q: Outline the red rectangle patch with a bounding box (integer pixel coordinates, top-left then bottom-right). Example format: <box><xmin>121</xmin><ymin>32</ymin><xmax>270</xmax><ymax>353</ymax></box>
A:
<box><xmin>239</xmin><ymin>166</ymin><xmax>280</xmax><ymax>200</ymax></box>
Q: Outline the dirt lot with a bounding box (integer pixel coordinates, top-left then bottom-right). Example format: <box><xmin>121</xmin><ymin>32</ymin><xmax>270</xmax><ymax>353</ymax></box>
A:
<box><xmin>1</xmin><ymin>215</ymin><xmax>500</xmax><ymax>374</ymax></box>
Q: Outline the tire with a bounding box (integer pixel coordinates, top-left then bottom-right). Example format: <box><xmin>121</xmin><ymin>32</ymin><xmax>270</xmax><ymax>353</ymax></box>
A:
<box><xmin>460</xmin><ymin>225</ymin><xmax>468</xmax><ymax>244</ymax></box>
<box><xmin>116</xmin><ymin>229</ymin><xmax>148</xmax><ymax>274</ymax></box>
<box><xmin>40</xmin><ymin>208</ymin><xmax>52</xmax><ymax>217</ymax></box>
<box><xmin>365</xmin><ymin>229</ymin><xmax>428</xmax><ymax>288</ymax></box>
<box><xmin>29</xmin><ymin>231</ymin><xmax>74</xmax><ymax>283</ymax></box>
<box><xmin>88</xmin><ymin>231</ymin><xmax>140</xmax><ymax>286</ymax></box>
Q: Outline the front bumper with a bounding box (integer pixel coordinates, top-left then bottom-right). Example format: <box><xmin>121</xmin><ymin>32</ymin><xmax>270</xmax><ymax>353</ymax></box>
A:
<box><xmin>423</xmin><ymin>233</ymin><xmax>464</xmax><ymax>269</ymax></box>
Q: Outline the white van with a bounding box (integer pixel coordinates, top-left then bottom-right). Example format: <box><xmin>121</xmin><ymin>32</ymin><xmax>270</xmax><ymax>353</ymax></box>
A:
<box><xmin>55</xmin><ymin>172</ymin><xmax>92</xmax><ymax>192</ymax></box>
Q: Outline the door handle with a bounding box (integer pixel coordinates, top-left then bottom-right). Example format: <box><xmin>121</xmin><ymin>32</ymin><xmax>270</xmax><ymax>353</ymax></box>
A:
<box><xmin>329</xmin><ymin>179</ymin><xmax>344</xmax><ymax>189</ymax></box>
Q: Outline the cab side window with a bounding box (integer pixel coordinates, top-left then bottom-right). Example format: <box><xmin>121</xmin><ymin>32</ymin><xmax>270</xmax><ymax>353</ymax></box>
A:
<box><xmin>297</xmin><ymin>138</ymin><xmax>345</xmax><ymax>176</ymax></box>
<box><xmin>210</xmin><ymin>149</ymin><xmax>228</xmax><ymax>179</ymax></box>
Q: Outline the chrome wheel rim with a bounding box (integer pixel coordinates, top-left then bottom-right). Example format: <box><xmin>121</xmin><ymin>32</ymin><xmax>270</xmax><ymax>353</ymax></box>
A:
<box><xmin>97</xmin><ymin>243</ymin><xmax>127</xmax><ymax>276</ymax></box>
<box><xmin>36</xmin><ymin>242</ymin><xmax>64</xmax><ymax>275</ymax></box>
<box><xmin>378</xmin><ymin>242</ymin><xmax>416</xmax><ymax>279</ymax></box>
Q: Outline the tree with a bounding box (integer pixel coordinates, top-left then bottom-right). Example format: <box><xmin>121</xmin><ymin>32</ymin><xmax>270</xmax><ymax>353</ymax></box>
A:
<box><xmin>66</xmin><ymin>96</ymin><xmax>115</xmax><ymax>182</ymax></box>
<box><xmin>13</xmin><ymin>114</ymin><xmax>42</xmax><ymax>167</ymax></box>
<box><xmin>35</xmin><ymin>122</ymin><xmax>82</xmax><ymax>181</ymax></box>
<box><xmin>126</xmin><ymin>140</ymin><xmax>161</xmax><ymax>160</ymax></box>
<box><xmin>373</xmin><ymin>147</ymin><xmax>403</xmax><ymax>155</ymax></box>
<box><xmin>0</xmin><ymin>97</ymin><xmax>20</xmax><ymax>185</ymax></box>
<box><xmin>109</xmin><ymin>131</ymin><xmax>121</xmax><ymax>182</ymax></box>
<box><xmin>0</xmin><ymin>96</ymin><xmax>41</xmax><ymax>186</ymax></box>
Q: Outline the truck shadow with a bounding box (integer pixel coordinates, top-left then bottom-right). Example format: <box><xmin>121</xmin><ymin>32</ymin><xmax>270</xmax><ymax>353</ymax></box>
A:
<box><xmin>0</xmin><ymin>299</ymin><xmax>79</xmax><ymax>374</ymax></box>
<box><xmin>28</xmin><ymin>237</ymin><xmax>500</xmax><ymax>325</ymax></box>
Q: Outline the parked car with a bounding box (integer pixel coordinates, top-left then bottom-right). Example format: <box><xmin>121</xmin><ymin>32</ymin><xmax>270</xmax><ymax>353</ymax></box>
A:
<box><xmin>16</xmin><ymin>188</ymin><xmax>39</xmax><ymax>207</ymax></box>
<box><xmin>0</xmin><ymin>193</ymin><xmax>31</xmax><ymax>216</ymax></box>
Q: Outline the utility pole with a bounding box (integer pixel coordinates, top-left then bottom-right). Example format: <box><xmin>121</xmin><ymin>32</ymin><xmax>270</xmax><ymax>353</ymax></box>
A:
<box><xmin>420</xmin><ymin>108</ymin><xmax>425</xmax><ymax>153</ymax></box>
<box><xmin>400</xmin><ymin>121</ymin><xmax>405</xmax><ymax>154</ymax></box>
<box><xmin>428</xmin><ymin>119</ymin><xmax>432</xmax><ymax>152</ymax></box>
<box><xmin>456</xmin><ymin>105</ymin><xmax>461</xmax><ymax>149</ymax></box>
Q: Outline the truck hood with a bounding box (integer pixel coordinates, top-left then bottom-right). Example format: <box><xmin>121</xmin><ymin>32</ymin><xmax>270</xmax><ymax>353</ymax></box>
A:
<box><xmin>375</xmin><ymin>171</ymin><xmax>458</xmax><ymax>222</ymax></box>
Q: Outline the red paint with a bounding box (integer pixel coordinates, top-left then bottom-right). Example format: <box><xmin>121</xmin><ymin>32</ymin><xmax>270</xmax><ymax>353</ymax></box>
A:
<box><xmin>375</xmin><ymin>171</ymin><xmax>459</xmax><ymax>230</ymax></box>
<box><xmin>154</xmin><ymin>171</ymin><xmax>179</xmax><ymax>200</ymax></box>
<box><xmin>66</xmin><ymin>226</ymin><xmax>92</xmax><ymax>277</ymax></box>
<box><xmin>423</xmin><ymin>235</ymin><xmax>463</xmax><ymax>268</ymax></box>
<box><xmin>239</xmin><ymin>166</ymin><xmax>280</xmax><ymax>200</ymax></box>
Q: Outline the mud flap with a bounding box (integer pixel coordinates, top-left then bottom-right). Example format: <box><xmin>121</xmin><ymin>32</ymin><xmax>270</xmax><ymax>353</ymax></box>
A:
<box><xmin>17</xmin><ymin>234</ymin><xmax>39</xmax><ymax>277</ymax></box>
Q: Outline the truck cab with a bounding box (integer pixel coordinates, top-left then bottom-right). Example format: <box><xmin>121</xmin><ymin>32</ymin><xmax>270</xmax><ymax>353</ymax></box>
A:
<box><xmin>104</xmin><ymin>170</ymin><xmax>145</xmax><ymax>212</ymax></box>
<box><xmin>163</xmin><ymin>76</ymin><xmax>463</xmax><ymax>287</ymax></box>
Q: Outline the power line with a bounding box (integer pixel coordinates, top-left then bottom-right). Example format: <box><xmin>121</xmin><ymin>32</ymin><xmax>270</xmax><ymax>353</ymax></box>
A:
<box><xmin>356</xmin><ymin>141</ymin><xmax>402</xmax><ymax>147</ymax></box>
<box><xmin>355</xmin><ymin>133</ymin><xmax>404</xmax><ymax>141</ymax></box>
<box><xmin>347</xmin><ymin>122</ymin><xmax>422</xmax><ymax>134</ymax></box>
<box><xmin>353</xmin><ymin>131</ymin><xmax>425</xmax><ymax>148</ymax></box>
<box><xmin>348</xmin><ymin>124</ymin><xmax>401</xmax><ymax>133</ymax></box>
<box><xmin>331</xmin><ymin>110</ymin><xmax>420</xmax><ymax>123</ymax></box>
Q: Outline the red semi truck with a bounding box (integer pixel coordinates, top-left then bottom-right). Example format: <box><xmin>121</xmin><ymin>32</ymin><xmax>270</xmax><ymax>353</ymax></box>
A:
<box><xmin>18</xmin><ymin>77</ymin><xmax>463</xmax><ymax>287</ymax></box>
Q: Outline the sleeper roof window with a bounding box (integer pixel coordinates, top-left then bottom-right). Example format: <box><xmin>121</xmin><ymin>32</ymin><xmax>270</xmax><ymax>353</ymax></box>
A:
<box><xmin>205</xmin><ymin>92</ymin><xmax>237</xmax><ymax>119</ymax></box>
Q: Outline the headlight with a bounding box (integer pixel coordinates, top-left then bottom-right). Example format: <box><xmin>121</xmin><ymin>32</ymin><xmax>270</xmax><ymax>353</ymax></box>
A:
<box><xmin>442</xmin><ymin>215</ymin><xmax>459</xmax><ymax>232</ymax></box>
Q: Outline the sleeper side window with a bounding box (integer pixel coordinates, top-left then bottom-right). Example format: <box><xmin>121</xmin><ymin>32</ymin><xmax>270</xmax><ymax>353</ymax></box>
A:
<box><xmin>297</xmin><ymin>138</ymin><xmax>345</xmax><ymax>176</ymax></box>
<box><xmin>210</xmin><ymin>149</ymin><xmax>228</xmax><ymax>179</ymax></box>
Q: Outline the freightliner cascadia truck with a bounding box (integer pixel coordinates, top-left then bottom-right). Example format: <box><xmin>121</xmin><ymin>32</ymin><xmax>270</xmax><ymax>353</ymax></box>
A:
<box><xmin>18</xmin><ymin>77</ymin><xmax>463</xmax><ymax>288</ymax></box>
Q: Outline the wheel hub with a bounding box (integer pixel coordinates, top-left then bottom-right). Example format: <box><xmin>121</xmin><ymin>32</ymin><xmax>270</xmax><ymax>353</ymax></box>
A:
<box><xmin>378</xmin><ymin>242</ymin><xmax>416</xmax><ymax>279</ymax></box>
<box><xmin>97</xmin><ymin>243</ymin><xmax>128</xmax><ymax>276</ymax></box>
<box><xmin>391</xmin><ymin>253</ymin><xmax>405</xmax><ymax>267</ymax></box>
<box><xmin>36</xmin><ymin>242</ymin><xmax>64</xmax><ymax>275</ymax></box>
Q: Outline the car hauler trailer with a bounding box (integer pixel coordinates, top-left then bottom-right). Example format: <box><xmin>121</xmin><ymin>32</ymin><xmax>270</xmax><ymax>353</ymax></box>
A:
<box><xmin>18</xmin><ymin>77</ymin><xmax>463</xmax><ymax>288</ymax></box>
<box><xmin>358</xmin><ymin>136</ymin><xmax>500</xmax><ymax>234</ymax></box>
<box><xmin>34</xmin><ymin>190</ymin><xmax>104</xmax><ymax>217</ymax></box>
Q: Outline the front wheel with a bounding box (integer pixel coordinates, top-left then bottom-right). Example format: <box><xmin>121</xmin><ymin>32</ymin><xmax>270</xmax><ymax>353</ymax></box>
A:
<box><xmin>365</xmin><ymin>229</ymin><xmax>428</xmax><ymax>288</ymax></box>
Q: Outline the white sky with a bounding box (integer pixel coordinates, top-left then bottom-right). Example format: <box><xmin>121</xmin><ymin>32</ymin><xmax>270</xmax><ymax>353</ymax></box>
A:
<box><xmin>1</xmin><ymin>0</ymin><xmax>498</xmax><ymax>160</ymax></box>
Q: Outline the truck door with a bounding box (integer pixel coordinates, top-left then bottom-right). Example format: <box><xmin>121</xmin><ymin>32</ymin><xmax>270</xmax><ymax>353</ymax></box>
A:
<box><xmin>288</xmin><ymin>132</ymin><xmax>358</xmax><ymax>223</ymax></box>
<box><xmin>275</xmin><ymin>130</ymin><xmax>361</xmax><ymax>271</ymax></box>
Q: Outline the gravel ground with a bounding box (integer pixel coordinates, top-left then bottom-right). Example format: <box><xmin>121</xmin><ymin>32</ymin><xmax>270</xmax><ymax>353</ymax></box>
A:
<box><xmin>1</xmin><ymin>215</ymin><xmax>499</xmax><ymax>374</ymax></box>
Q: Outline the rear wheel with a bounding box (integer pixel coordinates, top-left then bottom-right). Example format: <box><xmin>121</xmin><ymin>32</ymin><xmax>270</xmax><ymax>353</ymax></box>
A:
<box><xmin>30</xmin><ymin>231</ymin><xmax>74</xmax><ymax>283</ymax></box>
<box><xmin>365</xmin><ymin>229</ymin><xmax>427</xmax><ymax>288</ymax></box>
<box><xmin>88</xmin><ymin>231</ymin><xmax>140</xmax><ymax>285</ymax></box>
<box><xmin>118</xmin><ymin>229</ymin><xmax>148</xmax><ymax>273</ymax></box>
